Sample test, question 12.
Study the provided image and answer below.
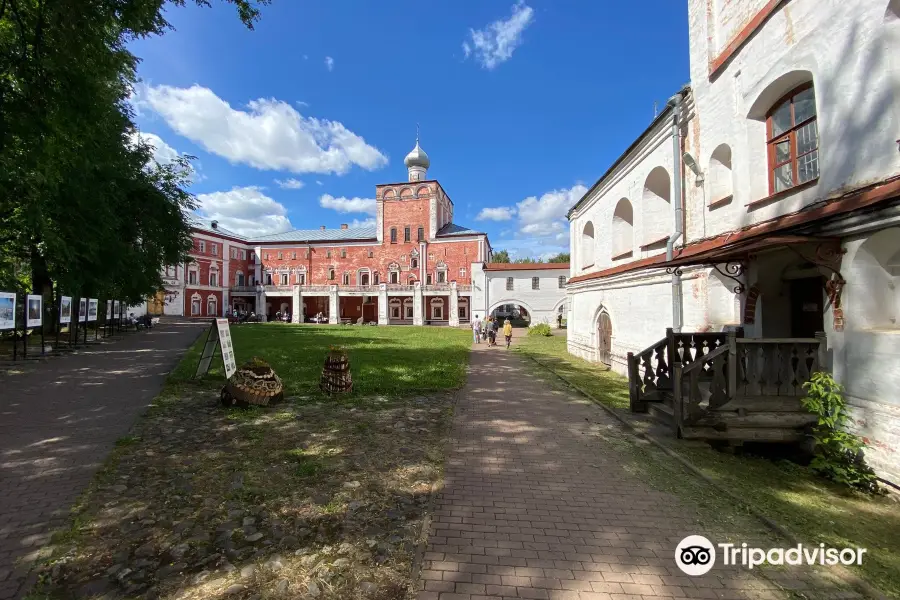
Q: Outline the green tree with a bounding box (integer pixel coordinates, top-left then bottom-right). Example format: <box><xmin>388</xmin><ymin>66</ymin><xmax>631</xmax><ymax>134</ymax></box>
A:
<box><xmin>492</xmin><ymin>250</ymin><xmax>511</xmax><ymax>263</ymax></box>
<box><xmin>513</xmin><ymin>257</ymin><xmax>544</xmax><ymax>264</ymax></box>
<box><xmin>547</xmin><ymin>252</ymin><xmax>570</xmax><ymax>263</ymax></box>
<box><xmin>0</xmin><ymin>0</ymin><xmax>269</xmax><ymax>312</ymax></box>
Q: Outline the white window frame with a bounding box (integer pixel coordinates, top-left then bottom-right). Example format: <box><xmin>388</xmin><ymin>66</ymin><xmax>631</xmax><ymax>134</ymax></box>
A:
<box><xmin>188</xmin><ymin>269</ymin><xmax>198</xmax><ymax>285</ymax></box>
<box><xmin>211</xmin><ymin>243</ymin><xmax>218</xmax><ymax>256</ymax></box>
<box><xmin>206</xmin><ymin>295</ymin><xmax>217</xmax><ymax>316</ymax></box>
<box><xmin>210</xmin><ymin>270</ymin><xmax>219</xmax><ymax>287</ymax></box>
<box><xmin>342</xmin><ymin>272</ymin><xmax>350</xmax><ymax>285</ymax></box>
<box><xmin>199</xmin><ymin>240</ymin><xmax>206</xmax><ymax>253</ymax></box>
<box><xmin>241</xmin><ymin>249</ymin><xmax>247</xmax><ymax>260</ymax></box>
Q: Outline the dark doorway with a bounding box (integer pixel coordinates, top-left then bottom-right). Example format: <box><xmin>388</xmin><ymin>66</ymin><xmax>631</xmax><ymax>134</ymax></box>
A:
<box><xmin>790</xmin><ymin>277</ymin><xmax>824</xmax><ymax>338</ymax></box>
<box><xmin>598</xmin><ymin>312</ymin><xmax>612</xmax><ymax>365</ymax></box>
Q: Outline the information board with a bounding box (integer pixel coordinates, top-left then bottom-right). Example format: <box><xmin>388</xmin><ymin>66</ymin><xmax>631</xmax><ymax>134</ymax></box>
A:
<box><xmin>216</xmin><ymin>318</ymin><xmax>237</xmax><ymax>379</ymax></box>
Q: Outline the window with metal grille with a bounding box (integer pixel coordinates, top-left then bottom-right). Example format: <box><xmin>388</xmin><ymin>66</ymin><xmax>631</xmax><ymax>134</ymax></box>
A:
<box><xmin>767</xmin><ymin>84</ymin><xmax>819</xmax><ymax>193</ymax></box>
<box><xmin>558</xmin><ymin>275</ymin><xmax>566</xmax><ymax>289</ymax></box>
<box><xmin>506</xmin><ymin>277</ymin><xmax>514</xmax><ymax>291</ymax></box>
<box><xmin>532</xmin><ymin>277</ymin><xmax>540</xmax><ymax>290</ymax></box>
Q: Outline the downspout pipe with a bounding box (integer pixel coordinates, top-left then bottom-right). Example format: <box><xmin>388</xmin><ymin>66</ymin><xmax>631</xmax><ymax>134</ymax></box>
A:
<box><xmin>666</xmin><ymin>90</ymin><xmax>685</xmax><ymax>333</ymax></box>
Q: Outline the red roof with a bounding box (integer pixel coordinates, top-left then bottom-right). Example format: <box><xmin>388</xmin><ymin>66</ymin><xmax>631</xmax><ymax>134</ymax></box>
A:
<box><xmin>484</xmin><ymin>262</ymin><xmax>570</xmax><ymax>271</ymax></box>
<box><xmin>568</xmin><ymin>175</ymin><xmax>900</xmax><ymax>285</ymax></box>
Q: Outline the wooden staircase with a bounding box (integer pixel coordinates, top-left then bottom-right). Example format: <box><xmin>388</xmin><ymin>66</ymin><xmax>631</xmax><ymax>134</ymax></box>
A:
<box><xmin>628</xmin><ymin>329</ymin><xmax>824</xmax><ymax>445</ymax></box>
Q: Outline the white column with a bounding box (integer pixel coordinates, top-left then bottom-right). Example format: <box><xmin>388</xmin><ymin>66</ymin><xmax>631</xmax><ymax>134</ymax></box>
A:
<box><xmin>255</xmin><ymin>287</ymin><xmax>266</xmax><ymax>319</ymax></box>
<box><xmin>222</xmin><ymin>290</ymin><xmax>230</xmax><ymax>317</ymax></box>
<box><xmin>292</xmin><ymin>285</ymin><xmax>301</xmax><ymax>323</ymax></box>
<box><xmin>329</xmin><ymin>286</ymin><xmax>339</xmax><ymax>324</ymax></box>
<box><xmin>378</xmin><ymin>284</ymin><xmax>388</xmax><ymax>325</ymax></box>
<box><xmin>449</xmin><ymin>282</ymin><xmax>459</xmax><ymax>327</ymax></box>
<box><xmin>413</xmin><ymin>282</ymin><xmax>424</xmax><ymax>326</ymax></box>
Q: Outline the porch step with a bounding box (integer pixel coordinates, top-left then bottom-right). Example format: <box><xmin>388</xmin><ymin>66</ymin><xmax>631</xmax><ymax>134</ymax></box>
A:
<box><xmin>647</xmin><ymin>402</ymin><xmax>674</xmax><ymax>427</ymax></box>
<box><xmin>681</xmin><ymin>426</ymin><xmax>806</xmax><ymax>442</ymax></box>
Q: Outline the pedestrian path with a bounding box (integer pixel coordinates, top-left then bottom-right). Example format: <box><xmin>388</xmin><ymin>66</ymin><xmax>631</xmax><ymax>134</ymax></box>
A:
<box><xmin>417</xmin><ymin>342</ymin><xmax>860</xmax><ymax>600</ymax></box>
<box><xmin>0</xmin><ymin>320</ymin><xmax>205</xmax><ymax>600</ymax></box>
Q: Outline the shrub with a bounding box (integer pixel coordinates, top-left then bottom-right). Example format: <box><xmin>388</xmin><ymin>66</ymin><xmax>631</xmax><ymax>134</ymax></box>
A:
<box><xmin>528</xmin><ymin>323</ymin><xmax>552</xmax><ymax>337</ymax></box>
<box><xmin>801</xmin><ymin>372</ymin><xmax>880</xmax><ymax>494</ymax></box>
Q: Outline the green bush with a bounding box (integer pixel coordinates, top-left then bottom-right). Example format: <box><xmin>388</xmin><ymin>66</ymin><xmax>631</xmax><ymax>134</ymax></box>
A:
<box><xmin>801</xmin><ymin>372</ymin><xmax>880</xmax><ymax>494</ymax></box>
<box><xmin>527</xmin><ymin>323</ymin><xmax>552</xmax><ymax>337</ymax></box>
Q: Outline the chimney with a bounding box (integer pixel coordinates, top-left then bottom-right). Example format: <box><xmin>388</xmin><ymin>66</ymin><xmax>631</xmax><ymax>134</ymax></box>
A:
<box><xmin>211</xmin><ymin>220</ymin><xmax>218</xmax><ymax>229</ymax></box>
<box><xmin>340</xmin><ymin>223</ymin><xmax>348</xmax><ymax>230</ymax></box>
<box><xmin>320</xmin><ymin>225</ymin><xmax>326</xmax><ymax>231</ymax></box>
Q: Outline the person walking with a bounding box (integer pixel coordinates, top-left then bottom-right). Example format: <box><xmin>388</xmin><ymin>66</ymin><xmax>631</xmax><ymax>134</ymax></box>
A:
<box><xmin>557</xmin><ymin>312</ymin><xmax>563</xmax><ymax>329</ymax></box>
<box><xmin>482</xmin><ymin>314</ymin><xmax>490</xmax><ymax>342</ymax></box>
<box><xmin>472</xmin><ymin>314</ymin><xmax>482</xmax><ymax>344</ymax></box>
<box><xmin>503</xmin><ymin>318</ymin><xmax>513</xmax><ymax>349</ymax></box>
<box><xmin>490</xmin><ymin>317</ymin><xmax>500</xmax><ymax>346</ymax></box>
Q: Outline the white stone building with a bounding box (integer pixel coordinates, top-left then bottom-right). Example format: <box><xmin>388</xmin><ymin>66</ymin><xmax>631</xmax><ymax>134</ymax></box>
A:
<box><xmin>567</xmin><ymin>0</ymin><xmax>900</xmax><ymax>485</ymax></box>
<box><xmin>470</xmin><ymin>263</ymin><xmax>569</xmax><ymax>326</ymax></box>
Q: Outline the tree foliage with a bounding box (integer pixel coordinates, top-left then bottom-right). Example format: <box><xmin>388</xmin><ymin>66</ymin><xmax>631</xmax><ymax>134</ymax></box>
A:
<box><xmin>0</xmin><ymin>0</ymin><xmax>268</xmax><ymax>304</ymax></box>
<box><xmin>491</xmin><ymin>250</ymin><xmax>511</xmax><ymax>263</ymax></box>
<box><xmin>547</xmin><ymin>252</ymin><xmax>570</xmax><ymax>263</ymax></box>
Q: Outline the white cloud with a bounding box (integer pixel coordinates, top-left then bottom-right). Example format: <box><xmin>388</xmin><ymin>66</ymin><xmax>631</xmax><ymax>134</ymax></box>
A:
<box><xmin>315</xmin><ymin>180</ymin><xmax>324</xmax><ymax>186</ymax></box>
<box><xmin>490</xmin><ymin>184</ymin><xmax>586</xmax><ymax>260</ymax></box>
<box><xmin>463</xmin><ymin>1</ymin><xmax>535</xmax><ymax>70</ymax></box>
<box><xmin>349</xmin><ymin>217</ymin><xmax>376</xmax><ymax>228</ymax></box>
<box><xmin>131</xmin><ymin>132</ymin><xmax>180</xmax><ymax>165</ymax></box>
<box><xmin>476</xmin><ymin>206</ymin><xmax>516</xmax><ymax>221</ymax></box>
<box><xmin>319</xmin><ymin>193</ymin><xmax>376</xmax><ymax>216</ymax></box>
<box><xmin>275</xmin><ymin>178</ymin><xmax>305</xmax><ymax>189</ymax></box>
<box><xmin>325</xmin><ymin>56</ymin><xmax>335</xmax><ymax>71</ymax></box>
<box><xmin>134</xmin><ymin>83</ymin><xmax>387</xmax><ymax>175</ymax></box>
<box><xmin>195</xmin><ymin>186</ymin><xmax>293</xmax><ymax>237</ymax></box>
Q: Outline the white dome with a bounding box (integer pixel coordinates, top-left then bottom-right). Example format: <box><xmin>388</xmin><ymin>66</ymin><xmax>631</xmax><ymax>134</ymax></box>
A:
<box><xmin>404</xmin><ymin>140</ymin><xmax>430</xmax><ymax>169</ymax></box>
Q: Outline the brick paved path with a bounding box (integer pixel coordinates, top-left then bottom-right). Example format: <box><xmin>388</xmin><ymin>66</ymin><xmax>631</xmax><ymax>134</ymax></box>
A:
<box><xmin>417</xmin><ymin>343</ymin><xmax>857</xmax><ymax>600</ymax></box>
<box><xmin>0</xmin><ymin>320</ymin><xmax>205</xmax><ymax>600</ymax></box>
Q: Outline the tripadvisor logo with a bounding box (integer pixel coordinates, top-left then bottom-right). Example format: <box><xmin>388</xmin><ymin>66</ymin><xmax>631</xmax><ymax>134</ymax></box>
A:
<box><xmin>675</xmin><ymin>535</ymin><xmax>867</xmax><ymax>575</ymax></box>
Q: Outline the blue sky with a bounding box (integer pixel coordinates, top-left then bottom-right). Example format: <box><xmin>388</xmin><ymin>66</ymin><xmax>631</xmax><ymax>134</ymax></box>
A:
<box><xmin>130</xmin><ymin>0</ymin><xmax>689</xmax><ymax>260</ymax></box>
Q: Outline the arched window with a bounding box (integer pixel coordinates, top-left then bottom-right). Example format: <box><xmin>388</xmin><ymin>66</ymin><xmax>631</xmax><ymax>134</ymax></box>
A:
<box><xmin>328</xmin><ymin>268</ymin><xmax>335</xmax><ymax>281</ymax></box>
<box><xmin>206</xmin><ymin>295</ymin><xmax>217</xmax><ymax>316</ymax></box>
<box><xmin>373</xmin><ymin>272</ymin><xmax>380</xmax><ymax>285</ymax></box>
<box><xmin>708</xmin><ymin>144</ymin><xmax>734</xmax><ymax>207</ymax></box>
<box><xmin>641</xmin><ymin>167</ymin><xmax>671</xmax><ymax>245</ymax></box>
<box><xmin>612</xmin><ymin>198</ymin><xmax>634</xmax><ymax>260</ymax></box>
<box><xmin>581</xmin><ymin>222</ymin><xmax>595</xmax><ymax>269</ymax></box>
<box><xmin>389</xmin><ymin>298</ymin><xmax>402</xmax><ymax>319</ymax></box>
<box><xmin>191</xmin><ymin>294</ymin><xmax>201</xmax><ymax>316</ymax></box>
<box><xmin>767</xmin><ymin>84</ymin><xmax>819</xmax><ymax>193</ymax></box>
<box><xmin>236</xmin><ymin>271</ymin><xmax>245</xmax><ymax>287</ymax></box>
<box><xmin>359</xmin><ymin>269</ymin><xmax>370</xmax><ymax>286</ymax></box>
<box><xmin>342</xmin><ymin>272</ymin><xmax>350</xmax><ymax>285</ymax></box>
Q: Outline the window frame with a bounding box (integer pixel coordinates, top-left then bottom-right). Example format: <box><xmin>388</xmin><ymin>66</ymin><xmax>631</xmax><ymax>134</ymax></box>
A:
<box><xmin>390</xmin><ymin>228</ymin><xmax>397</xmax><ymax>243</ymax></box>
<box><xmin>558</xmin><ymin>275</ymin><xmax>566</xmax><ymax>289</ymax></box>
<box><xmin>506</xmin><ymin>277</ymin><xmax>514</xmax><ymax>291</ymax></box>
<box><xmin>199</xmin><ymin>240</ymin><xmax>206</xmax><ymax>253</ymax></box>
<box><xmin>342</xmin><ymin>272</ymin><xmax>350</xmax><ymax>285</ymax></box>
<box><xmin>766</xmin><ymin>83</ymin><xmax>819</xmax><ymax>194</ymax></box>
<box><xmin>417</xmin><ymin>226</ymin><xmax>424</xmax><ymax>241</ymax></box>
<box><xmin>532</xmin><ymin>277</ymin><xmax>540</xmax><ymax>290</ymax></box>
<box><xmin>404</xmin><ymin>226</ymin><xmax>411</xmax><ymax>242</ymax></box>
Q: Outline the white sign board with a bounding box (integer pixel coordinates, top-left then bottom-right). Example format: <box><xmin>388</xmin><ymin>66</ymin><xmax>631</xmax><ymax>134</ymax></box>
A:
<box><xmin>113</xmin><ymin>300</ymin><xmax>120</xmax><ymax>319</ymax></box>
<box><xmin>88</xmin><ymin>299</ymin><xmax>98</xmax><ymax>322</ymax></box>
<box><xmin>60</xmin><ymin>296</ymin><xmax>72</xmax><ymax>324</ymax></box>
<box><xmin>216</xmin><ymin>318</ymin><xmax>237</xmax><ymax>379</ymax></box>
<box><xmin>26</xmin><ymin>295</ymin><xmax>42</xmax><ymax>327</ymax></box>
<box><xmin>106</xmin><ymin>300</ymin><xmax>112</xmax><ymax>319</ymax></box>
<box><xmin>0</xmin><ymin>292</ymin><xmax>15</xmax><ymax>330</ymax></box>
<box><xmin>79</xmin><ymin>298</ymin><xmax>87</xmax><ymax>322</ymax></box>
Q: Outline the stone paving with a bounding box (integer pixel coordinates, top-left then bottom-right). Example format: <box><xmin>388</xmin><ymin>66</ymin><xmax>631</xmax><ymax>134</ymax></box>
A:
<box><xmin>0</xmin><ymin>319</ymin><xmax>205</xmax><ymax>600</ymax></box>
<box><xmin>416</xmin><ymin>341</ymin><xmax>860</xmax><ymax>600</ymax></box>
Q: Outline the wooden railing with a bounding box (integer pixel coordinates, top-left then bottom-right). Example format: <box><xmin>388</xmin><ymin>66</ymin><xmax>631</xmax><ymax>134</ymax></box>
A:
<box><xmin>627</xmin><ymin>328</ymin><xmax>741</xmax><ymax>412</ymax></box>
<box><xmin>672</xmin><ymin>334</ymin><xmax>822</xmax><ymax>437</ymax></box>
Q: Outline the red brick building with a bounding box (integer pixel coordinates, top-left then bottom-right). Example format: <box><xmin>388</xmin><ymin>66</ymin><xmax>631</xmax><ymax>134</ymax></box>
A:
<box><xmin>165</xmin><ymin>140</ymin><xmax>492</xmax><ymax>325</ymax></box>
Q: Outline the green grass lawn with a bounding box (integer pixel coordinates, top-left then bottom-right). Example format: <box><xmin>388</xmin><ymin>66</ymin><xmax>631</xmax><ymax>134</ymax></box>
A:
<box><xmin>515</xmin><ymin>333</ymin><xmax>900</xmax><ymax>597</ymax></box>
<box><xmin>512</xmin><ymin>331</ymin><xmax>629</xmax><ymax>408</ymax></box>
<box><xmin>171</xmin><ymin>323</ymin><xmax>472</xmax><ymax>398</ymax></box>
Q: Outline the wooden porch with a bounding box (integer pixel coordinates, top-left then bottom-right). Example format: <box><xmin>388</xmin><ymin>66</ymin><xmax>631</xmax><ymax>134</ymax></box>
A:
<box><xmin>627</xmin><ymin>329</ymin><xmax>824</xmax><ymax>444</ymax></box>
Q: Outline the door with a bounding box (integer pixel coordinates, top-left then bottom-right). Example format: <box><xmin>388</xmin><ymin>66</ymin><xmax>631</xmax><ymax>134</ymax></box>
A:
<box><xmin>598</xmin><ymin>312</ymin><xmax>612</xmax><ymax>365</ymax></box>
<box><xmin>790</xmin><ymin>277</ymin><xmax>825</xmax><ymax>337</ymax></box>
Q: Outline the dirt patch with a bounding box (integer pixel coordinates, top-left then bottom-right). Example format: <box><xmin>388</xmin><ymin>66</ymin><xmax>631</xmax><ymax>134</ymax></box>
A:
<box><xmin>30</xmin><ymin>384</ymin><xmax>455</xmax><ymax>600</ymax></box>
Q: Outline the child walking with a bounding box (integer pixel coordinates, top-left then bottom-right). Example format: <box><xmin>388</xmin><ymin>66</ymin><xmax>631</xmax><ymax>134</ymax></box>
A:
<box><xmin>503</xmin><ymin>318</ymin><xmax>513</xmax><ymax>349</ymax></box>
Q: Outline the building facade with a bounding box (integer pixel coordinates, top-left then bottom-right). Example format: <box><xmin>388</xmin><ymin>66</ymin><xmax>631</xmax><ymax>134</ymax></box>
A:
<box><xmin>566</xmin><ymin>0</ymin><xmax>900</xmax><ymax>484</ymax></box>
<box><xmin>142</xmin><ymin>140</ymin><xmax>492</xmax><ymax>326</ymax></box>
<box><xmin>470</xmin><ymin>262</ymin><xmax>569</xmax><ymax>326</ymax></box>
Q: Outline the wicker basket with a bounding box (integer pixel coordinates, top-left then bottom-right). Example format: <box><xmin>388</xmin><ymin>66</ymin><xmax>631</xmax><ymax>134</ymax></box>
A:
<box><xmin>221</xmin><ymin>360</ymin><xmax>284</xmax><ymax>407</ymax></box>
<box><xmin>320</xmin><ymin>349</ymin><xmax>352</xmax><ymax>394</ymax></box>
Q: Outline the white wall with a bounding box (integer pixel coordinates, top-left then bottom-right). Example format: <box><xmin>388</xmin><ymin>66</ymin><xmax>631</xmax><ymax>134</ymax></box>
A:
<box><xmin>685</xmin><ymin>0</ymin><xmax>900</xmax><ymax>242</ymax></box>
<box><xmin>472</xmin><ymin>269</ymin><xmax>568</xmax><ymax>326</ymax></box>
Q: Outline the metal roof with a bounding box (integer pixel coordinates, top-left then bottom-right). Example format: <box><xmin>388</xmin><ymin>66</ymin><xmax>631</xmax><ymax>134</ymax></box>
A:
<box><xmin>251</xmin><ymin>225</ymin><xmax>377</xmax><ymax>243</ymax></box>
<box><xmin>436</xmin><ymin>223</ymin><xmax>483</xmax><ymax>237</ymax></box>
<box><xmin>188</xmin><ymin>217</ymin><xmax>248</xmax><ymax>240</ymax></box>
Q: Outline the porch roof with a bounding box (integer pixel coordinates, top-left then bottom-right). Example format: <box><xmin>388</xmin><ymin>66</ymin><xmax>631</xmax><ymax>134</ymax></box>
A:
<box><xmin>568</xmin><ymin>174</ymin><xmax>900</xmax><ymax>285</ymax></box>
